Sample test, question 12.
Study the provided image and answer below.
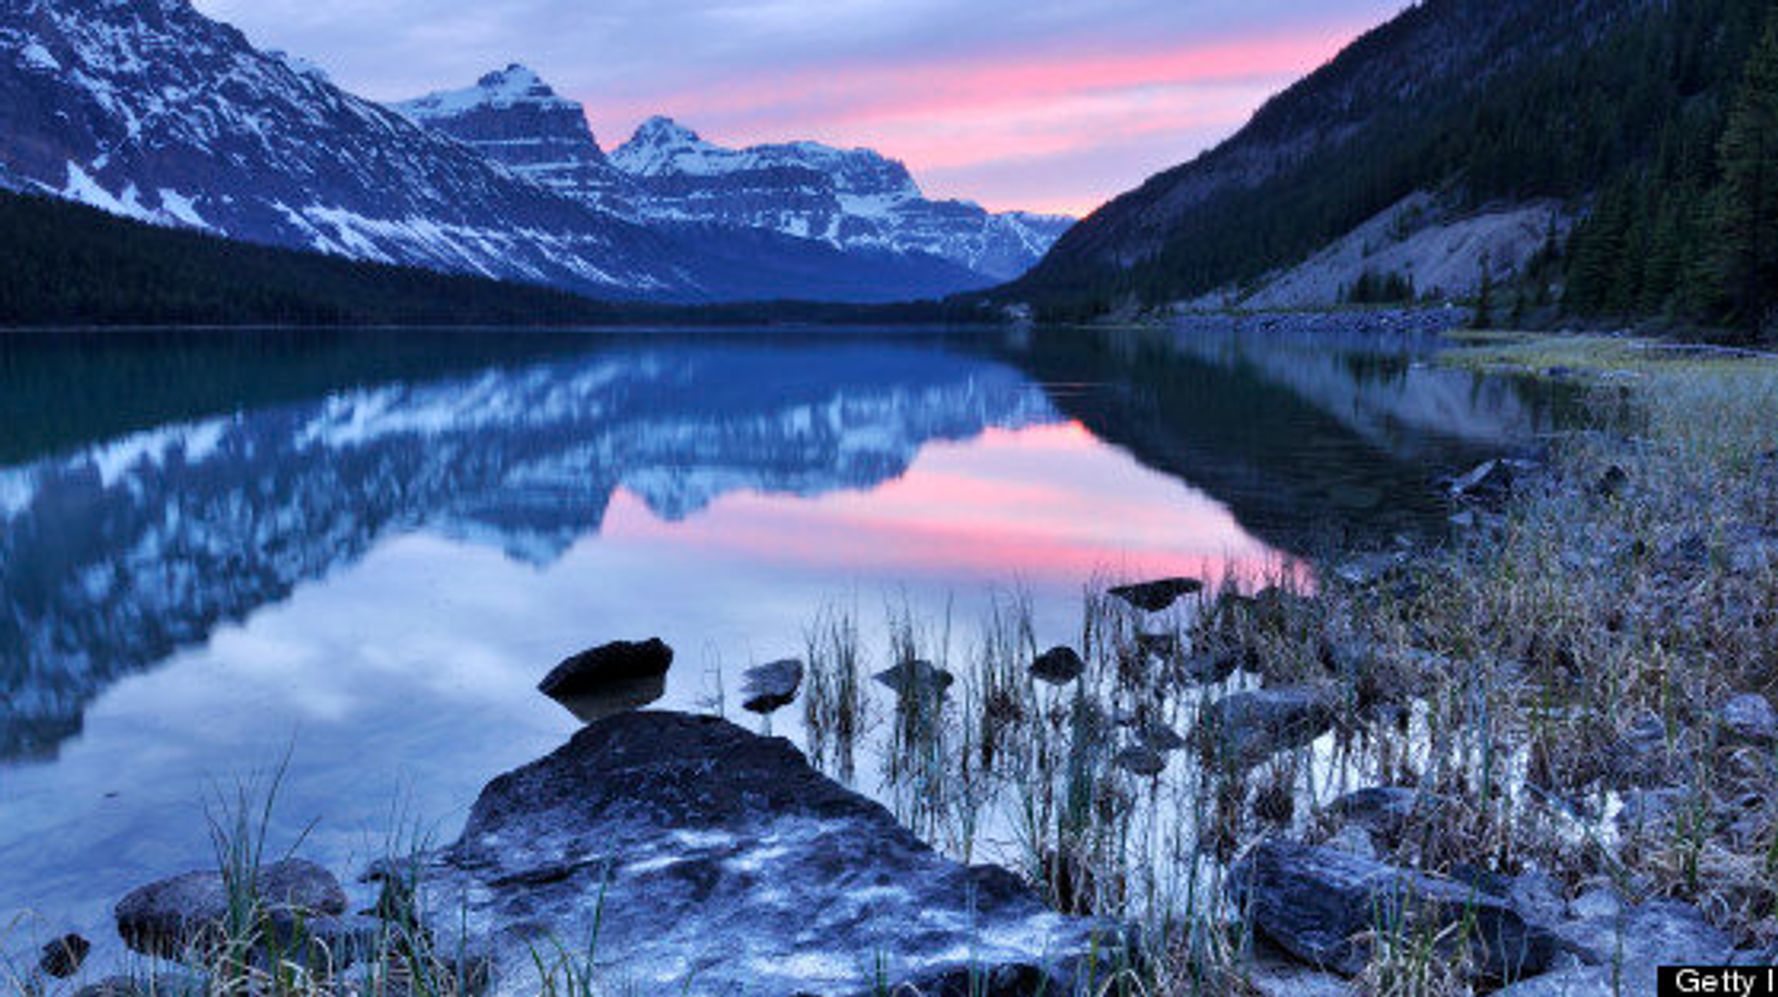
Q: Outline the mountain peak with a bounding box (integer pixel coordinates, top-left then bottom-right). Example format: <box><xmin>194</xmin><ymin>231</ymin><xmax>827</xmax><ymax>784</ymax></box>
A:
<box><xmin>397</xmin><ymin>63</ymin><xmax>577</xmax><ymax>120</ymax></box>
<box><xmin>631</xmin><ymin>116</ymin><xmax>704</xmax><ymax>146</ymax></box>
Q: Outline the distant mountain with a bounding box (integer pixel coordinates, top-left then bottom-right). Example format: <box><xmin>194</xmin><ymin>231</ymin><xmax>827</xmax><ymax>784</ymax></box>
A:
<box><xmin>1005</xmin><ymin>0</ymin><xmax>1775</xmax><ymax>327</ymax></box>
<box><xmin>608</xmin><ymin>116</ymin><xmax>1075</xmax><ymax>281</ymax></box>
<box><xmin>397</xmin><ymin>70</ymin><xmax>1074</xmax><ymax>283</ymax></box>
<box><xmin>0</xmin><ymin>0</ymin><xmax>1005</xmax><ymax>303</ymax></box>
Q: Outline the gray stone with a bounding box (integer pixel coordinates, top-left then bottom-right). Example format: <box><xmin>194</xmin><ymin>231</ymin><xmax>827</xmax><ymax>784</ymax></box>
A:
<box><xmin>1241</xmin><ymin>940</ymin><xmax>1355</xmax><ymax>996</ymax></box>
<box><xmin>740</xmin><ymin>658</ymin><xmax>804</xmax><ymax>715</ymax></box>
<box><xmin>1327</xmin><ymin>787</ymin><xmax>1448</xmax><ymax>846</ymax></box>
<box><xmin>1228</xmin><ymin>839</ymin><xmax>1557</xmax><ymax>980</ymax></box>
<box><xmin>1196</xmin><ymin>687</ymin><xmax>1337</xmax><ymax>770</ymax></box>
<box><xmin>416</xmin><ymin>711</ymin><xmax>1117</xmax><ymax>995</ymax></box>
<box><xmin>115</xmin><ymin>858</ymin><xmax>348</xmax><ymax>958</ymax></box>
<box><xmin>1491</xmin><ymin>966</ymin><xmax>1612</xmax><ymax>997</ymax></box>
<box><xmin>1719</xmin><ymin>693</ymin><xmax>1777</xmax><ymax>746</ymax></box>
<box><xmin>1030</xmin><ymin>645</ymin><xmax>1086</xmax><ymax>685</ymax></box>
<box><xmin>1553</xmin><ymin>898</ymin><xmax>1734</xmax><ymax>976</ymax></box>
<box><xmin>1108</xmin><ymin>577</ymin><xmax>1203</xmax><ymax>612</ymax></box>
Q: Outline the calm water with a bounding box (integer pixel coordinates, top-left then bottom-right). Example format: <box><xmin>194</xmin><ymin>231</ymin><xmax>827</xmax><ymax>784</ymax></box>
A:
<box><xmin>0</xmin><ymin>324</ymin><xmax>1563</xmax><ymax>972</ymax></box>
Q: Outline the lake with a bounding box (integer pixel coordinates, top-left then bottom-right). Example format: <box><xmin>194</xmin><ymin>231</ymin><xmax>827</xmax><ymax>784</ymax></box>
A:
<box><xmin>0</xmin><ymin>322</ymin><xmax>1565</xmax><ymax>974</ymax></box>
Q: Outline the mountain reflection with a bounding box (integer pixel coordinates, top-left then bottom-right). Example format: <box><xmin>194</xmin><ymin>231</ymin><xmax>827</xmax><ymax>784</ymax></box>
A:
<box><xmin>0</xmin><ymin>338</ymin><xmax>1055</xmax><ymax>761</ymax></box>
<box><xmin>0</xmin><ymin>326</ymin><xmax>1562</xmax><ymax>765</ymax></box>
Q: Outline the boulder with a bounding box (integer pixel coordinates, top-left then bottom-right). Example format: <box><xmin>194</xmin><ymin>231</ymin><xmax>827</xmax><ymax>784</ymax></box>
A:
<box><xmin>1196</xmin><ymin>687</ymin><xmax>1337</xmax><ymax>770</ymax></box>
<box><xmin>538</xmin><ymin>639</ymin><xmax>672</xmax><ymax>698</ymax></box>
<box><xmin>1229</xmin><ymin>839</ymin><xmax>1557</xmax><ymax>980</ymax></box>
<box><xmin>1030</xmin><ymin>646</ymin><xmax>1086</xmax><ymax>685</ymax></box>
<box><xmin>115</xmin><ymin>858</ymin><xmax>347</xmax><ymax>958</ymax></box>
<box><xmin>1719</xmin><ymin>693</ymin><xmax>1777</xmax><ymax>746</ymax></box>
<box><xmin>414</xmin><ymin>712</ymin><xmax>1116</xmax><ymax>995</ymax></box>
<box><xmin>39</xmin><ymin>932</ymin><xmax>90</xmax><ymax>978</ymax></box>
<box><xmin>1108</xmin><ymin>577</ymin><xmax>1203</xmax><ymax>612</ymax></box>
<box><xmin>1491</xmin><ymin>967</ymin><xmax>1612</xmax><ymax>996</ymax></box>
<box><xmin>740</xmin><ymin>658</ymin><xmax>804</xmax><ymax>715</ymax></box>
<box><xmin>1553</xmin><ymin>897</ymin><xmax>1733</xmax><ymax>972</ymax></box>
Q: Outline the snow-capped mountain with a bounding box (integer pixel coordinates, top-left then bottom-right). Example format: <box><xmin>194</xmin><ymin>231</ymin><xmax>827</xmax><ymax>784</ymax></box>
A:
<box><xmin>609</xmin><ymin>117</ymin><xmax>1075</xmax><ymax>281</ymax></box>
<box><xmin>0</xmin><ymin>0</ymin><xmax>695</xmax><ymax>297</ymax></box>
<box><xmin>0</xmin><ymin>0</ymin><xmax>1001</xmax><ymax>302</ymax></box>
<box><xmin>396</xmin><ymin>64</ymin><xmax>634</xmax><ymax>213</ymax></box>
<box><xmin>0</xmin><ymin>342</ymin><xmax>1057</xmax><ymax>761</ymax></box>
<box><xmin>397</xmin><ymin>65</ymin><xmax>1074</xmax><ymax>283</ymax></box>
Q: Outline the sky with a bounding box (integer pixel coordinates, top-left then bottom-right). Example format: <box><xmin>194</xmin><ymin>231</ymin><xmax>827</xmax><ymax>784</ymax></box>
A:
<box><xmin>190</xmin><ymin>0</ymin><xmax>1408</xmax><ymax>217</ymax></box>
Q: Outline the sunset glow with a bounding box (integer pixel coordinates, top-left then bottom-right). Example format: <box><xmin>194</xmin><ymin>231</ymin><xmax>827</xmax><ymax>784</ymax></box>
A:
<box><xmin>192</xmin><ymin>0</ymin><xmax>1407</xmax><ymax>216</ymax></box>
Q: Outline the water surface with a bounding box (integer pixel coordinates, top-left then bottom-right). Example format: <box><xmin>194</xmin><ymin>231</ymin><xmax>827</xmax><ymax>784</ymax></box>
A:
<box><xmin>0</xmin><ymin>324</ymin><xmax>1564</xmax><ymax>972</ymax></box>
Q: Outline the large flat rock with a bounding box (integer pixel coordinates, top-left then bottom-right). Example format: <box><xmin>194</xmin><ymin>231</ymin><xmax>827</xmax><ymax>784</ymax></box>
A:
<box><xmin>410</xmin><ymin>711</ymin><xmax>1115</xmax><ymax>995</ymax></box>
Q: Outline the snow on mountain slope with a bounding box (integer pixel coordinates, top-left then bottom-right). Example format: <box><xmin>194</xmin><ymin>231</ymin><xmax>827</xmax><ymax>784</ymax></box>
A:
<box><xmin>608</xmin><ymin>116</ymin><xmax>1075</xmax><ymax>281</ymax></box>
<box><xmin>0</xmin><ymin>0</ymin><xmax>703</xmax><ymax>297</ymax></box>
<box><xmin>395</xmin><ymin>64</ymin><xmax>635</xmax><ymax>213</ymax></box>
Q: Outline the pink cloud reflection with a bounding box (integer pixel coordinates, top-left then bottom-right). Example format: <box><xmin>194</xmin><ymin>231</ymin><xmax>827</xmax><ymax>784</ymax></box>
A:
<box><xmin>600</xmin><ymin>422</ymin><xmax>1300</xmax><ymax>591</ymax></box>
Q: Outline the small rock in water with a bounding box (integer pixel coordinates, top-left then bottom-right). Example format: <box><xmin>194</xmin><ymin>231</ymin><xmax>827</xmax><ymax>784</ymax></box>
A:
<box><xmin>1138</xmin><ymin>721</ymin><xmax>1186</xmax><ymax>753</ymax></box>
<box><xmin>1196</xmin><ymin>687</ymin><xmax>1337</xmax><ymax>770</ymax></box>
<box><xmin>740</xmin><ymin>658</ymin><xmax>804</xmax><ymax>715</ymax></box>
<box><xmin>874</xmin><ymin>658</ymin><xmax>955</xmax><ymax>699</ymax></box>
<box><xmin>39</xmin><ymin>933</ymin><xmax>90</xmax><ymax>978</ymax></box>
<box><xmin>1115</xmin><ymin>745</ymin><xmax>1167</xmax><ymax>777</ymax></box>
<box><xmin>538</xmin><ymin>638</ymin><xmax>673</xmax><ymax>699</ymax></box>
<box><xmin>1030</xmin><ymin>646</ymin><xmax>1086</xmax><ymax>685</ymax></box>
<box><xmin>537</xmin><ymin>638</ymin><xmax>673</xmax><ymax>723</ymax></box>
<box><xmin>1108</xmin><ymin>577</ymin><xmax>1203</xmax><ymax>612</ymax></box>
<box><xmin>1719</xmin><ymin>693</ymin><xmax>1777</xmax><ymax>746</ymax></box>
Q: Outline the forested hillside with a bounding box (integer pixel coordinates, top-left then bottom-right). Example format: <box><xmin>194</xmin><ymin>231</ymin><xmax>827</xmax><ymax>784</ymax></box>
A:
<box><xmin>1005</xmin><ymin>0</ymin><xmax>1778</xmax><ymax>337</ymax></box>
<box><xmin>0</xmin><ymin>191</ymin><xmax>961</xmax><ymax>327</ymax></box>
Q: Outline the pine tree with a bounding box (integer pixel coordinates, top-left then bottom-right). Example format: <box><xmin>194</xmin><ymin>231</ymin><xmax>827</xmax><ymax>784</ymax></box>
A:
<box><xmin>1715</xmin><ymin>14</ymin><xmax>1778</xmax><ymax>336</ymax></box>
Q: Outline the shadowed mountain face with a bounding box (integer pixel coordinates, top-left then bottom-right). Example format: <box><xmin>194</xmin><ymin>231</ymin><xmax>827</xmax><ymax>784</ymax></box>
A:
<box><xmin>0</xmin><ymin>326</ymin><xmax>1565</xmax><ymax>766</ymax></box>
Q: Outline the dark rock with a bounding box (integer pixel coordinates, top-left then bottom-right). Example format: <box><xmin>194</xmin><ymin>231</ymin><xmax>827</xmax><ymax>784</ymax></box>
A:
<box><xmin>420</xmin><ymin>712</ymin><xmax>1114</xmax><ymax>994</ymax></box>
<box><xmin>1030</xmin><ymin>646</ymin><xmax>1086</xmax><ymax>685</ymax></box>
<box><xmin>1241</xmin><ymin>940</ymin><xmax>1355</xmax><ymax>996</ymax></box>
<box><xmin>115</xmin><ymin>858</ymin><xmax>348</xmax><ymax>958</ymax></box>
<box><xmin>873</xmin><ymin>658</ymin><xmax>955</xmax><ymax>700</ymax></box>
<box><xmin>258</xmin><ymin>912</ymin><xmax>385</xmax><ymax>971</ymax></box>
<box><xmin>1196</xmin><ymin>687</ymin><xmax>1337</xmax><ymax>770</ymax></box>
<box><xmin>1326</xmin><ymin>787</ymin><xmax>1451</xmax><ymax>847</ymax></box>
<box><xmin>537</xmin><ymin>638</ymin><xmax>673</xmax><ymax>700</ymax></box>
<box><xmin>740</xmin><ymin>658</ymin><xmax>804</xmax><ymax>715</ymax></box>
<box><xmin>1135</xmin><ymin>632</ymin><xmax>1181</xmax><ymax>659</ymax></box>
<box><xmin>1719</xmin><ymin>693</ymin><xmax>1777</xmax><ymax>746</ymax></box>
<box><xmin>1108</xmin><ymin>577</ymin><xmax>1203</xmax><ymax>612</ymax></box>
<box><xmin>39</xmin><ymin>932</ymin><xmax>90</xmax><ymax>978</ymax></box>
<box><xmin>1593</xmin><ymin>465</ymin><xmax>1628</xmax><ymax>498</ymax></box>
<box><xmin>1174</xmin><ymin>649</ymin><xmax>1241</xmax><ymax>686</ymax></box>
<box><xmin>1229</xmin><ymin>839</ymin><xmax>1557</xmax><ymax>980</ymax></box>
<box><xmin>1138</xmin><ymin>720</ymin><xmax>1186</xmax><ymax>753</ymax></box>
<box><xmin>1114</xmin><ymin>745</ymin><xmax>1167</xmax><ymax>777</ymax></box>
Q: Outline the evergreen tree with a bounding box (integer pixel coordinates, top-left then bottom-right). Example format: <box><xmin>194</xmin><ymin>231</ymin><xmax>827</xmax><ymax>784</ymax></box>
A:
<box><xmin>1715</xmin><ymin>14</ymin><xmax>1778</xmax><ymax>336</ymax></box>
